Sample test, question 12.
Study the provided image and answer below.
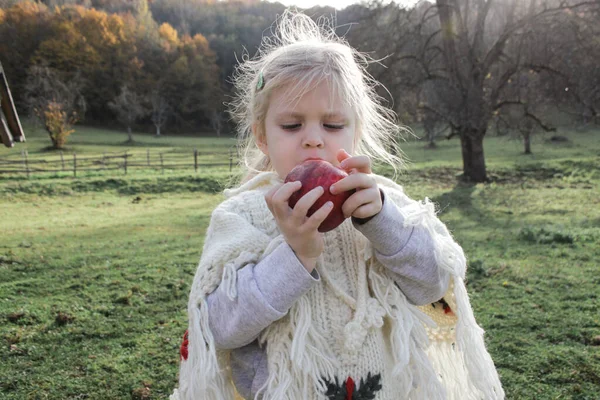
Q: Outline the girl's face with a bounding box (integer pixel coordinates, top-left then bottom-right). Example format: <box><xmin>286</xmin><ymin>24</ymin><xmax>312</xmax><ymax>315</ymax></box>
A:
<box><xmin>255</xmin><ymin>80</ymin><xmax>357</xmax><ymax>179</ymax></box>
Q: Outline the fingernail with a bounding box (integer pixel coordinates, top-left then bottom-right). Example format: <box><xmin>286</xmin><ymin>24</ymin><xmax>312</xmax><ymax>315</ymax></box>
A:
<box><xmin>329</xmin><ymin>184</ymin><xmax>335</xmax><ymax>193</ymax></box>
<box><xmin>326</xmin><ymin>201</ymin><xmax>333</xmax><ymax>208</ymax></box>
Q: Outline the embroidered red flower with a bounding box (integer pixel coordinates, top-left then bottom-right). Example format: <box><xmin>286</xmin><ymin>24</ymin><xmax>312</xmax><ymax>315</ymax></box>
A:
<box><xmin>443</xmin><ymin>303</ymin><xmax>453</xmax><ymax>314</ymax></box>
<box><xmin>324</xmin><ymin>373</ymin><xmax>381</xmax><ymax>400</ymax></box>
<box><xmin>434</xmin><ymin>298</ymin><xmax>454</xmax><ymax>315</ymax></box>
<box><xmin>180</xmin><ymin>329</ymin><xmax>189</xmax><ymax>361</ymax></box>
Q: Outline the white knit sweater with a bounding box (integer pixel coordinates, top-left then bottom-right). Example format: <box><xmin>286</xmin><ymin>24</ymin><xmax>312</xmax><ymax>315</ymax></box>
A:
<box><xmin>171</xmin><ymin>172</ymin><xmax>505</xmax><ymax>400</ymax></box>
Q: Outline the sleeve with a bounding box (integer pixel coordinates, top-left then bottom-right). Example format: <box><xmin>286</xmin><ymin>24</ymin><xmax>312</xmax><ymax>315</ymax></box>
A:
<box><xmin>185</xmin><ymin>192</ymin><xmax>328</xmax><ymax>400</ymax></box>
<box><xmin>206</xmin><ymin>242</ymin><xmax>319</xmax><ymax>350</ymax></box>
<box><xmin>353</xmin><ymin>189</ymin><xmax>451</xmax><ymax>306</ymax></box>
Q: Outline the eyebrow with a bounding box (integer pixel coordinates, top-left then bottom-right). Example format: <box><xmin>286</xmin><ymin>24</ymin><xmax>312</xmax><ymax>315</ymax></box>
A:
<box><xmin>275</xmin><ymin>111</ymin><xmax>349</xmax><ymax>120</ymax></box>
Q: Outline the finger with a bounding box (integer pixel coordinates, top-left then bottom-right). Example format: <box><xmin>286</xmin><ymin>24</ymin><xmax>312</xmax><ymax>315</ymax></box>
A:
<box><xmin>271</xmin><ymin>181</ymin><xmax>302</xmax><ymax>205</ymax></box>
<box><xmin>291</xmin><ymin>186</ymin><xmax>324</xmax><ymax>219</ymax></box>
<box><xmin>271</xmin><ymin>181</ymin><xmax>301</xmax><ymax>215</ymax></box>
<box><xmin>351</xmin><ymin>203</ymin><xmax>381</xmax><ymax>220</ymax></box>
<box><xmin>330</xmin><ymin>173</ymin><xmax>376</xmax><ymax>194</ymax></box>
<box><xmin>342</xmin><ymin>187</ymin><xmax>381</xmax><ymax>218</ymax></box>
<box><xmin>304</xmin><ymin>200</ymin><xmax>334</xmax><ymax>231</ymax></box>
<box><xmin>264</xmin><ymin>184</ymin><xmax>282</xmax><ymax>214</ymax></box>
<box><xmin>339</xmin><ymin>155</ymin><xmax>371</xmax><ymax>174</ymax></box>
<box><xmin>336</xmin><ymin>148</ymin><xmax>352</xmax><ymax>165</ymax></box>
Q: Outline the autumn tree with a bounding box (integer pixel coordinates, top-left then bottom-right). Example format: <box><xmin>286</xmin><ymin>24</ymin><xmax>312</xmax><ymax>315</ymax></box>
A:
<box><xmin>149</xmin><ymin>0</ymin><xmax>285</xmax><ymax>90</ymax></box>
<box><xmin>0</xmin><ymin>2</ymin><xmax>52</xmax><ymax>110</ymax></box>
<box><xmin>31</xmin><ymin>5</ymin><xmax>140</xmax><ymax>121</ymax></box>
<box><xmin>24</xmin><ymin>64</ymin><xmax>86</xmax><ymax>149</ymax></box>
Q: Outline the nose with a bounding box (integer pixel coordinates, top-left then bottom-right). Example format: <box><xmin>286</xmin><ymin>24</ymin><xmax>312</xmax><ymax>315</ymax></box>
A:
<box><xmin>301</xmin><ymin>125</ymin><xmax>324</xmax><ymax>148</ymax></box>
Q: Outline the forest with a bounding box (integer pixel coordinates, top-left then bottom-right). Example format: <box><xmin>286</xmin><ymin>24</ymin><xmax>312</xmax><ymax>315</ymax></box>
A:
<box><xmin>1</xmin><ymin>0</ymin><xmax>599</xmax><ymax>181</ymax></box>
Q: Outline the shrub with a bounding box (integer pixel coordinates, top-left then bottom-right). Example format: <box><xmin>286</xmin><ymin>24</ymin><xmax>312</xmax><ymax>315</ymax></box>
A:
<box><xmin>518</xmin><ymin>226</ymin><xmax>574</xmax><ymax>245</ymax></box>
<box><xmin>40</xmin><ymin>101</ymin><xmax>77</xmax><ymax>149</ymax></box>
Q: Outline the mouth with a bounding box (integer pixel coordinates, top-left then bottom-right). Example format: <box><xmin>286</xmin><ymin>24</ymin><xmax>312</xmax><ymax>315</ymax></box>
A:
<box><xmin>302</xmin><ymin>157</ymin><xmax>323</xmax><ymax>162</ymax></box>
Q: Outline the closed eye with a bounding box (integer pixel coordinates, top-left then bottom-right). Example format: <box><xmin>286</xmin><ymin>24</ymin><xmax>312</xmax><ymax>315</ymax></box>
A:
<box><xmin>324</xmin><ymin>124</ymin><xmax>345</xmax><ymax>130</ymax></box>
<box><xmin>281</xmin><ymin>123</ymin><xmax>302</xmax><ymax>130</ymax></box>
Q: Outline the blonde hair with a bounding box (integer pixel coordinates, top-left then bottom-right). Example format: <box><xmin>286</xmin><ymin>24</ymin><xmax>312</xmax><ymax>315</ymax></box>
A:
<box><xmin>228</xmin><ymin>9</ymin><xmax>405</xmax><ymax>182</ymax></box>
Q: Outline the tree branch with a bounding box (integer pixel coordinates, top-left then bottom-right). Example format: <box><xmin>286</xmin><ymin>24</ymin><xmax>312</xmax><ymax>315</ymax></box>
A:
<box><xmin>482</xmin><ymin>0</ymin><xmax>518</xmax><ymax>75</ymax></box>
<box><xmin>420</xmin><ymin>103</ymin><xmax>457</xmax><ymax>132</ymax></box>
<box><xmin>494</xmin><ymin>100</ymin><xmax>524</xmax><ymax>110</ymax></box>
<box><xmin>490</xmin><ymin>64</ymin><xmax>519</xmax><ymax>106</ymax></box>
<box><xmin>525</xmin><ymin>111</ymin><xmax>556</xmax><ymax>132</ymax></box>
<box><xmin>482</xmin><ymin>0</ymin><xmax>600</xmax><ymax>75</ymax></box>
<box><xmin>472</xmin><ymin>0</ymin><xmax>494</xmax><ymax>53</ymax></box>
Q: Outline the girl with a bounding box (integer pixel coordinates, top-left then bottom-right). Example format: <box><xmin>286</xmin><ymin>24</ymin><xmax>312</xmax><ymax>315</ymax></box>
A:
<box><xmin>171</xmin><ymin>10</ymin><xmax>504</xmax><ymax>400</ymax></box>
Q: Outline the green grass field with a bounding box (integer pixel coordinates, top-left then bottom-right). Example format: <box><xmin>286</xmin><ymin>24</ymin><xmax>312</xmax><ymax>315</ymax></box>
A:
<box><xmin>1</xmin><ymin>124</ymin><xmax>599</xmax><ymax>399</ymax></box>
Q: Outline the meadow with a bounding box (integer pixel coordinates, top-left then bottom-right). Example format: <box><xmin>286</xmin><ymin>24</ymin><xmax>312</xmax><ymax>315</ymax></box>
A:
<box><xmin>1</xmin><ymin>124</ymin><xmax>599</xmax><ymax>399</ymax></box>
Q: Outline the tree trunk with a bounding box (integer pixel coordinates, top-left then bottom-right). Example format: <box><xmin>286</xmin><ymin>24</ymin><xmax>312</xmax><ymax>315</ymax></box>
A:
<box><xmin>523</xmin><ymin>132</ymin><xmax>532</xmax><ymax>154</ymax></box>
<box><xmin>50</xmin><ymin>136</ymin><xmax>62</xmax><ymax>149</ymax></box>
<box><xmin>424</xmin><ymin>118</ymin><xmax>436</xmax><ymax>148</ymax></box>
<box><xmin>155</xmin><ymin>125</ymin><xmax>161</xmax><ymax>136</ymax></box>
<box><xmin>459</xmin><ymin>131</ymin><xmax>487</xmax><ymax>182</ymax></box>
<box><xmin>45</xmin><ymin>126</ymin><xmax>62</xmax><ymax>150</ymax></box>
<box><xmin>127</xmin><ymin>126</ymin><xmax>134</xmax><ymax>142</ymax></box>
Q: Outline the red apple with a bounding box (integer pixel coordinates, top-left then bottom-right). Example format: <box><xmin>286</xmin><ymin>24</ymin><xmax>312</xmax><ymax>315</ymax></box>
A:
<box><xmin>284</xmin><ymin>159</ymin><xmax>354</xmax><ymax>232</ymax></box>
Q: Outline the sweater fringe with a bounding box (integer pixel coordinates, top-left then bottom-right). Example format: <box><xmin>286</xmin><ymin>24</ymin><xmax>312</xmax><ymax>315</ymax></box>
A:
<box><xmin>176</xmin><ymin>296</ymin><xmax>235</xmax><ymax>399</ymax></box>
<box><xmin>256</xmin><ymin>294</ymin><xmax>339</xmax><ymax>399</ymax></box>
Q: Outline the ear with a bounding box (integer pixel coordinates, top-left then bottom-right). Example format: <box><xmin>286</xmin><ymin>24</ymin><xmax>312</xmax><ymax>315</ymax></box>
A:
<box><xmin>252</xmin><ymin>123</ymin><xmax>269</xmax><ymax>156</ymax></box>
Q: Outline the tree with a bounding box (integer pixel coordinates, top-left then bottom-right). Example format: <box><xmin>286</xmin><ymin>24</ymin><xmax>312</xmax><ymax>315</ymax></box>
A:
<box><xmin>0</xmin><ymin>2</ymin><xmax>52</xmax><ymax>111</ymax></box>
<box><xmin>353</xmin><ymin>0</ymin><xmax>600</xmax><ymax>182</ymax></box>
<box><xmin>108</xmin><ymin>85</ymin><xmax>147</xmax><ymax>142</ymax></box>
<box><xmin>209</xmin><ymin>109</ymin><xmax>224</xmax><ymax>136</ymax></box>
<box><xmin>24</xmin><ymin>64</ymin><xmax>86</xmax><ymax>149</ymax></box>
<box><xmin>150</xmin><ymin>89</ymin><xmax>171</xmax><ymax>136</ymax></box>
<box><xmin>535</xmin><ymin>5</ymin><xmax>600</xmax><ymax>128</ymax></box>
<box><xmin>28</xmin><ymin>5</ymin><xmax>139</xmax><ymax>122</ymax></box>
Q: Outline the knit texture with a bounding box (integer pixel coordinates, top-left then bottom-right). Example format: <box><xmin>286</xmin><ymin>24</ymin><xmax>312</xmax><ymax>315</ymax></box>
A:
<box><xmin>171</xmin><ymin>172</ymin><xmax>505</xmax><ymax>400</ymax></box>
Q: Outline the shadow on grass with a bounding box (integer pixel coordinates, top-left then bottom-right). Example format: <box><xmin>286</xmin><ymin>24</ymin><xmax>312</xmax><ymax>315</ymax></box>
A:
<box><xmin>431</xmin><ymin>180</ymin><xmax>516</xmax><ymax>234</ymax></box>
<box><xmin>431</xmin><ymin>182</ymin><xmax>478</xmax><ymax>217</ymax></box>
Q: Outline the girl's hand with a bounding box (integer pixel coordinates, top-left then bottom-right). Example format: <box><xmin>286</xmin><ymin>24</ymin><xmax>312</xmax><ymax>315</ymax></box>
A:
<box><xmin>330</xmin><ymin>149</ymin><xmax>382</xmax><ymax>220</ymax></box>
<box><xmin>264</xmin><ymin>181</ymin><xmax>333</xmax><ymax>272</ymax></box>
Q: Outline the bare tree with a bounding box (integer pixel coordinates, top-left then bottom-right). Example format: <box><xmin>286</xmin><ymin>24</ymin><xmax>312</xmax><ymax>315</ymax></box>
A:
<box><xmin>24</xmin><ymin>64</ymin><xmax>86</xmax><ymax>149</ymax></box>
<box><xmin>209</xmin><ymin>109</ymin><xmax>224</xmax><ymax>136</ymax></box>
<box><xmin>538</xmin><ymin>5</ymin><xmax>600</xmax><ymax>128</ymax></box>
<box><xmin>108</xmin><ymin>85</ymin><xmax>147</xmax><ymax>143</ymax></box>
<box><xmin>352</xmin><ymin>0</ymin><xmax>600</xmax><ymax>182</ymax></box>
<box><xmin>150</xmin><ymin>90</ymin><xmax>171</xmax><ymax>137</ymax></box>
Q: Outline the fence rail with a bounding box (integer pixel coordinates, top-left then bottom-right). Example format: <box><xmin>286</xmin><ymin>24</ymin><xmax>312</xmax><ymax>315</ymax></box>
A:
<box><xmin>0</xmin><ymin>149</ymin><xmax>239</xmax><ymax>177</ymax></box>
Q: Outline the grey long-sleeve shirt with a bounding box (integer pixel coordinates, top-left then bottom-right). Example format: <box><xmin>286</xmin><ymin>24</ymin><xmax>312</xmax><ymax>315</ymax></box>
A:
<box><xmin>206</xmin><ymin>189</ymin><xmax>450</xmax><ymax>399</ymax></box>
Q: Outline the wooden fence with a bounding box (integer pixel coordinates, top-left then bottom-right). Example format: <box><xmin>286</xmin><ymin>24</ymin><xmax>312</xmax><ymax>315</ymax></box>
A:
<box><xmin>0</xmin><ymin>149</ymin><xmax>238</xmax><ymax>177</ymax></box>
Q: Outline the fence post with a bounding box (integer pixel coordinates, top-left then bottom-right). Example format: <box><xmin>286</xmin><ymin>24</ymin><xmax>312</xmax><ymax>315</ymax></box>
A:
<box><xmin>25</xmin><ymin>151</ymin><xmax>30</xmax><ymax>178</ymax></box>
<box><xmin>147</xmin><ymin>149</ymin><xmax>150</xmax><ymax>167</ymax></box>
<box><xmin>229</xmin><ymin>149</ymin><xmax>233</xmax><ymax>172</ymax></box>
<box><xmin>124</xmin><ymin>152</ymin><xmax>128</xmax><ymax>175</ymax></box>
<box><xmin>160</xmin><ymin>153</ymin><xmax>164</xmax><ymax>174</ymax></box>
<box><xmin>102</xmin><ymin>152</ymin><xmax>106</xmax><ymax>171</ymax></box>
<box><xmin>73</xmin><ymin>153</ymin><xmax>77</xmax><ymax>178</ymax></box>
<box><xmin>22</xmin><ymin>150</ymin><xmax>30</xmax><ymax>179</ymax></box>
<box><xmin>60</xmin><ymin>151</ymin><xmax>65</xmax><ymax>171</ymax></box>
<box><xmin>194</xmin><ymin>149</ymin><xmax>198</xmax><ymax>173</ymax></box>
